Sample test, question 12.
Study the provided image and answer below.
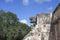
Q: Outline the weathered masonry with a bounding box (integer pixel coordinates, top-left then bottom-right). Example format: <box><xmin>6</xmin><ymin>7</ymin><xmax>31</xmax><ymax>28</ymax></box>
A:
<box><xmin>49</xmin><ymin>3</ymin><xmax>60</xmax><ymax>40</ymax></box>
<box><xmin>23</xmin><ymin>3</ymin><xmax>60</xmax><ymax>40</ymax></box>
<box><xmin>23</xmin><ymin>13</ymin><xmax>52</xmax><ymax>40</ymax></box>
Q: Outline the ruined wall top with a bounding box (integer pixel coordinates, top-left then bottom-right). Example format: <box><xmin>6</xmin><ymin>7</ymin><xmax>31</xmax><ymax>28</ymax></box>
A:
<box><xmin>37</xmin><ymin>13</ymin><xmax>52</xmax><ymax>24</ymax></box>
<box><xmin>30</xmin><ymin>13</ymin><xmax>52</xmax><ymax>25</ymax></box>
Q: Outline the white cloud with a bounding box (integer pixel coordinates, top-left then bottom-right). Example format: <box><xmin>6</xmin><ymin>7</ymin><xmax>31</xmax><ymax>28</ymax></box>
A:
<box><xmin>20</xmin><ymin>19</ymin><xmax>27</xmax><ymax>24</ymax></box>
<box><xmin>50</xmin><ymin>13</ymin><xmax>52</xmax><ymax>18</ymax></box>
<box><xmin>22</xmin><ymin>0</ymin><xmax>51</xmax><ymax>5</ymax></box>
<box><xmin>48</xmin><ymin>7</ymin><xmax>53</xmax><ymax>10</ymax></box>
<box><xmin>23</xmin><ymin>0</ymin><xmax>29</xmax><ymax>6</ymax></box>
<box><xmin>5</xmin><ymin>0</ymin><xmax>13</xmax><ymax>3</ymax></box>
<box><xmin>34</xmin><ymin>0</ymin><xmax>51</xmax><ymax>3</ymax></box>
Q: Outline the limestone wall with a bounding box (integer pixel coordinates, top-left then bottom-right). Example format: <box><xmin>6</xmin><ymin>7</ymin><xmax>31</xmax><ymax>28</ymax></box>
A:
<box><xmin>23</xmin><ymin>13</ymin><xmax>52</xmax><ymax>40</ymax></box>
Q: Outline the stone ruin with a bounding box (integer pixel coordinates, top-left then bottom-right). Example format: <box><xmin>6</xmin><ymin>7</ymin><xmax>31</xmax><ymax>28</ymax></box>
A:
<box><xmin>49</xmin><ymin>3</ymin><xmax>60</xmax><ymax>40</ymax></box>
<box><xmin>23</xmin><ymin>13</ymin><xmax>52</xmax><ymax>40</ymax></box>
<box><xmin>23</xmin><ymin>3</ymin><xmax>60</xmax><ymax>40</ymax></box>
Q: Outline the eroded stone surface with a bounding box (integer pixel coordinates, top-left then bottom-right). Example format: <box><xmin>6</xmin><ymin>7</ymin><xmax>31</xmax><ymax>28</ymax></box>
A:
<box><xmin>23</xmin><ymin>13</ymin><xmax>52</xmax><ymax>40</ymax></box>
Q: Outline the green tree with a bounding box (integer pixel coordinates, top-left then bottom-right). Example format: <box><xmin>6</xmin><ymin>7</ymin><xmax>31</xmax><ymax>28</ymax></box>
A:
<box><xmin>0</xmin><ymin>10</ymin><xmax>31</xmax><ymax>40</ymax></box>
<box><xmin>16</xmin><ymin>23</ymin><xmax>31</xmax><ymax>40</ymax></box>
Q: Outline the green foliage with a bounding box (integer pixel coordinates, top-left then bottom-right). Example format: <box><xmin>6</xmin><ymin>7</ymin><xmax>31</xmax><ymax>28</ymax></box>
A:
<box><xmin>0</xmin><ymin>10</ymin><xmax>31</xmax><ymax>40</ymax></box>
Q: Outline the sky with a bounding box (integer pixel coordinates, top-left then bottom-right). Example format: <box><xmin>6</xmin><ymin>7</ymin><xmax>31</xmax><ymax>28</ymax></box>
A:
<box><xmin>0</xmin><ymin>0</ymin><xmax>60</xmax><ymax>26</ymax></box>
